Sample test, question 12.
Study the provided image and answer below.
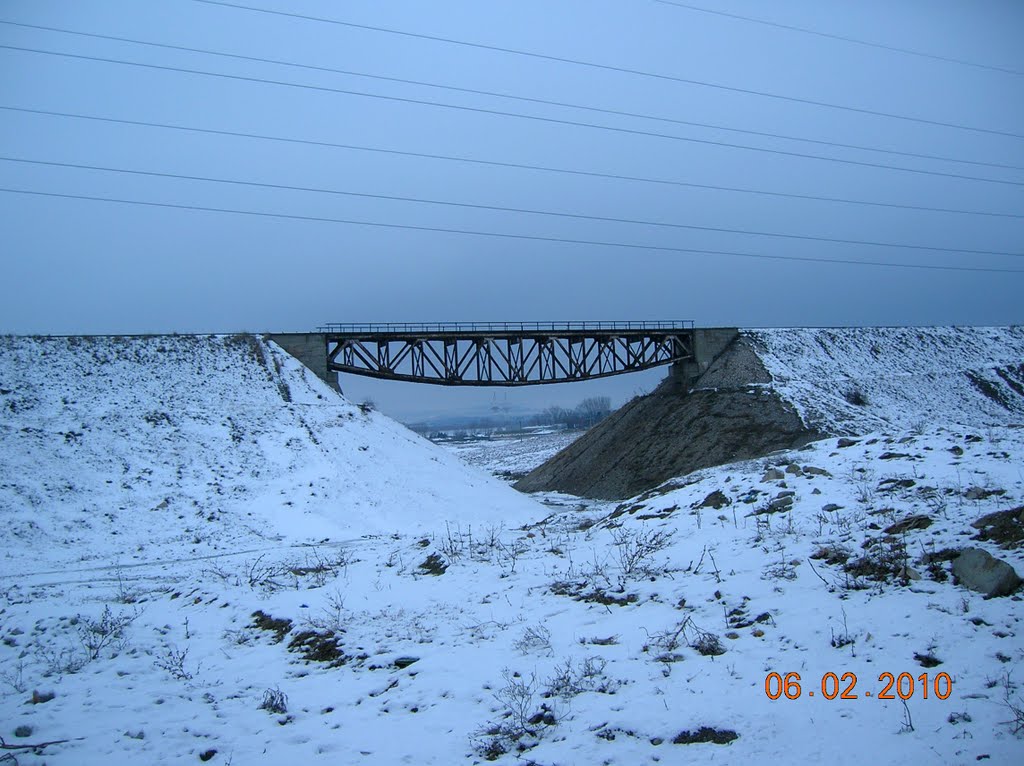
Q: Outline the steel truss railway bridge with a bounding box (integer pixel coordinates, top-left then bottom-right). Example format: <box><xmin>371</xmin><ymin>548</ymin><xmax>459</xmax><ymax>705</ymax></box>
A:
<box><xmin>269</xmin><ymin>323</ymin><xmax>738</xmax><ymax>391</ymax></box>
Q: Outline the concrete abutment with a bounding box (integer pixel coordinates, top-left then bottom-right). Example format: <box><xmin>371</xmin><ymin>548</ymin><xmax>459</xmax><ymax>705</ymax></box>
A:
<box><xmin>266</xmin><ymin>333</ymin><xmax>341</xmax><ymax>393</ymax></box>
<box><xmin>670</xmin><ymin>327</ymin><xmax>740</xmax><ymax>390</ymax></box>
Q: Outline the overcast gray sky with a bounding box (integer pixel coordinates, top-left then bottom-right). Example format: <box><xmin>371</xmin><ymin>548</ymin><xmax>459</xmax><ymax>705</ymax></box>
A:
<box><xmin>1</xmin><ymin>0</ymin><xmax>1022</xmax><ymax>419</ymax></box>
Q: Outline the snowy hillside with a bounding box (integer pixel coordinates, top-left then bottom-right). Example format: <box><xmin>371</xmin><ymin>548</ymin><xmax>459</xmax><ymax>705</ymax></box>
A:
<box><xmin>0</xmin><ymin>334</ymin><xmax>540</xmax><ymax>578</ymax></box>
<box><xmin>750</xmin><ymin>326</ymin><xmax>1024</xmax><ymax>434</ymax></box>
<box><xmin>1</xmin><ymin>334</ymin><xmax>1022</xmax><ymax>765</ymax></box>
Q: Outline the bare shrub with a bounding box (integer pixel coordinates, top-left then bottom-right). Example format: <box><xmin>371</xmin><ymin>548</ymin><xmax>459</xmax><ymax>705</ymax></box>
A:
<box><xmin>289</xmin><ymin>548</ymin><xmax>350</xmax><ymax>588</ymax></box>
<box><xmin>691</xmin><ymin>631</ymin><xmax>726</xmax><ymax>657</ymax></box>
<box><xmin>645</xmin><ymin>617</ymin><xmax>693</xmax><ymax>661</ymax></box>
<box><xmin>260</xmin><ymin>687</ymin><xmax>288</xmax><ymax>714</ymax></box>
<box><xmin>77</xmin><ymin>605</ymin><xmax>134</xmax><ymax>660</ymax></box>
<box><xmin>245</xmin><ymin>555</ymin><xmax>289</xmax><ymax>591</ymax></box>
<box><xmin>610</xmin><ymin>527</ymin><xmax>674</xmax><ymax>579</ymax></box>
<box><xmin>0</xmin><ymin>659</ymin><xmax>27</xmax><ymax>694</ymax></box>
<box><xmin>496</xmin><ymin>538</ymin><xmax>529</xmax><ymax>575</ymax></box>
<box><xmin>514</xmin><ymin>625</ymin><xmax>552</xmax><ymax>656</ymax></box>
<box><xmin>1002</xmin><ymin>672</ymin><xmax>1024</xmax><ymax>735</ymax></box>
<box><xmin>473</xmin><ymin>670</ymin><xmax>555</xmax><ymax>759</ymax></box>
<box><xmin>544</xmin><ymin>656</ymin><xmax>615</xmax><ymax>699</ymax></box>
<box><xmin>37</xmin><ymin>644</ymin><xmax>89</xmax><ymax>676</ymax></box>
<box><xmin>154</xmin><ymin>643</ymin><xmax>195</xmax><ymax>681</ymax></box>
<box><xmin>306</xmin><ymin>589</ymin><xmax>347</xmax><ymax>633</ymax></box>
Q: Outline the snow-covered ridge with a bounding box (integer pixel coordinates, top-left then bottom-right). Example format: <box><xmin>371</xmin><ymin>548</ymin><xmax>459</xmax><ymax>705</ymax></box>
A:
<box><xmin>747</xmin><ymin>326</ymin><xmax>1024</xmax><ymax>435</ymax></box>
<box><xmin>0</xmin><ymin>334</ymin><xmax>540</xmax><ymax>575</ymax></box>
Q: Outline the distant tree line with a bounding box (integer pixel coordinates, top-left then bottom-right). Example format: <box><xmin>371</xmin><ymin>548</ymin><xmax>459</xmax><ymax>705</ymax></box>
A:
<box><xmin>418</xmin><ymin>396</ymin><xmax>614</xmax><ymax>440</ymax></box>
<box><xmin>532</xmin><ymin>396</ymin><xmax>613</xmax><ymax>429</ymax></box>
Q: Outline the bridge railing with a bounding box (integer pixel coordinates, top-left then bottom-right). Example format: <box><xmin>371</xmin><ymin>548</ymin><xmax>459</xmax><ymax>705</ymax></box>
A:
<box><xmin>317</xmin><ymin>320</ymin><xmax>695</xmax><ymax>334</ymax></box>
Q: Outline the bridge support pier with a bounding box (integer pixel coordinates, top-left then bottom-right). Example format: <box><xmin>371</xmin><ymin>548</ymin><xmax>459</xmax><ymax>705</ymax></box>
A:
<box><xmin>266</xmin><ymin>333</ymin><xmax>342</xmax><ymax>393</ymax></box>
<box><xmin>669</xmin><ymin>328</ymin><xmax>739</xmax><ymax>392</ymax></box>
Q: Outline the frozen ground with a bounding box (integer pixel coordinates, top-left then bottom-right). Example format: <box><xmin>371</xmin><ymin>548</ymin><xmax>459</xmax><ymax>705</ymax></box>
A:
<box><xmin>1</xmin><ymin>335</ymin><xmax>1023</xmax><ymax>765</ymax></box>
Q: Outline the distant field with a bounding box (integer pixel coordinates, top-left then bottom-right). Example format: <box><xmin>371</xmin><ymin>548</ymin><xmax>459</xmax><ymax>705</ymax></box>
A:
<box><xmin>437</xmin><ymin>428</ymin><xmax>584</xmax><ymax>479</ymax></box>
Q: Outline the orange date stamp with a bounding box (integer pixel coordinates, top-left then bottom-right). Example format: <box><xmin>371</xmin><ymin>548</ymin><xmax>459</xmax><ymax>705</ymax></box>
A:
<box><xmin>764</xmin><ymin>672</ymin><xmax>952</xmax><ymax>701</ymax></box>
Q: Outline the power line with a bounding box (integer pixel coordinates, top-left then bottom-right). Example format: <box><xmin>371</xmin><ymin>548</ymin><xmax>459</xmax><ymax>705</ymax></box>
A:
<box><xmin>4</xmin><ymin>155</ymin><xmax>1020</xmax><ymax>259</ymax></box>
<box><xmin>3</xmin><ymin>185</ymin><xmax>1021</xmax><ymax>274</ymax></box>
<box><xmin>1</xmin><ymin>19</ymin><xmax>1018</xmax><ymax>173</ymax></box>
<box><xmin>3</xmin><ymin>44</ymin><xmax>1021</xmax><ymax>188</ymax></box>
<box><xmin>190</xmin><ymin>0</ymin><xmax>1024</xmax><ymax>140</ymax></box>
<box><xmin>4</xmin><ymin>104</ymin><xmax>1021</xmax><ymax>220</ymax></box>
<box><xmin>654</xmin><ymin>0</ymin><xmax>1023</xmax><ymax>77</ymax></box>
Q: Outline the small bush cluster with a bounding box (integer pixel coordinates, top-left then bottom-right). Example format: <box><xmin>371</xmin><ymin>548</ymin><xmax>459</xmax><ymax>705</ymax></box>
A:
<box><xmin>474</xmin><ymin>656</ymin><xmax>620</xmax><ymax>759</ymax></box>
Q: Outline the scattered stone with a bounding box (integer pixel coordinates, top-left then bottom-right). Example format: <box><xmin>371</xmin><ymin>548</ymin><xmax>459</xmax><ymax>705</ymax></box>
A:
<box><xmin>913</xmin><ymin>652</ymin><xmax>942</xmax><ymax>668</ymax></box>
<box><xmin>951</xmin><ymin>548</ymin><xmax>1022</xmax><ymax>598</ymax></box>
<box><xmin>884</xmin><ymin>515</ymin><xmax>933</xmax><ymax>534</ymax></box>
<box><xmin>821</xmin><ymin>503</ymin><xmax>843</xmax><ymax>513</ymax></box>
<box><xmin>749</xmin><ymin>494</ymin><xmax>796</xmax><ymax>516</ymax></box>
<box><xmin>897</xmin><ymin>565</ymin><xmax>922</xmax><ymax>581</ymax></box>
<box><xmin>949</xmin><ymin>445</ymin><xmax>964</xmax><ymax>456</ymax></box>
<box><xmin>879</xmin><ymin>452</ymin><xmax>911</xmax><ymax>460</ymax></box>
<box><xmin>837</xmin><ymin>438</ymin><xmax>859</xmax><ymax>448</ymax></box>
<box><xmin>878</xmin><ymin>478</ymin><xmax>916</xmax><ymax>492</ymax></box>
<box><xmin>551</xmin><ymin>580</ymin><xmax>638</xmax><ymax>606</ymax></box>
<box><xmin>785</xmin><ymin>463</ymin><xmax>803</xmax><ymax>476</ymax></box>
<box><xmin>696</xmin><ymin>490</ymin><xmax>731</xmax><ymax>510</ymax></box>
<box><xmin>673</xmin><ymin>727</ymin><xmax>738</xmax><ymax>745</ymax></box>
<box><xmin>251</xmin><ymin>611</ymin><xmax>293</xmax><ymax>643</ymax></box>
<box><xmin>14</xmin><ymin>725</ymin><xmax>32</xmax><ymax>738</ymax></box>
<box><xmin>964</xmin><ymin>487</ymin><xmax>1006</xmax><ymax>501</ymax></box>
<box><xmin>811</xmin><ymin>545</ymin><xmax>850</xmax><ymax>566</ymax></box>
<box><xmin>199</xmin><ymin>749</ymin><xmax>217</xmax><ymax>762</ymax></box>
<box><xmin>288</xmin><ymin>629</ymin><xmax>348</xmax><ymax>667</ymax></box>
<box><xmin>970</xmin><ymin>507</ymin><xmax>1024</xmax><ymax>549</ymax></box>
<box><xmin>761</xmin><ymin>468</ymin><xmax>784</xmax><ymax>482</ymax></box>
<box><xmin>418</xmin><ymin>553</ymin><xmax>448</xmax><ymax>576</ymax></box>
<box><xmin>803</xmin><ymin>466</ymin><xmax>831</xmax><ymax>477</ymax></box>
<box><xmin>393</xmin><ymin>656</ymin><xmax>419</xmax><ymax>669</ymax></box>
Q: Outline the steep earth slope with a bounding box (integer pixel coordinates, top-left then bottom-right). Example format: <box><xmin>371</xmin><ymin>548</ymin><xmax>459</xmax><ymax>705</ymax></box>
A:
<box><xmin>516</xmin><ymin>326</ymin><xmax>1024</xmax><ymax>499</ymax></box>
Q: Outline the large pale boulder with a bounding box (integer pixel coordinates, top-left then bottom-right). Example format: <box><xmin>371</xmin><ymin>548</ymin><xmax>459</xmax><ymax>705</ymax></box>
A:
<box><xmin>951</xmin><ymin>548</ymin><xmax>1022</xmax><ymax>598</ymax></box>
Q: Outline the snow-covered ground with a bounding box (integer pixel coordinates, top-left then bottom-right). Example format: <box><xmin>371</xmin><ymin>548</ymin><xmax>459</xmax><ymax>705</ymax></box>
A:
<box><xmin>2</xmin><ymin>334</ymin><xmax>1023</xmax><ymax>764</ymax></box>
<box><xmin>749</xmin><ymin>326</ymin><xmax>1024</xmax><ymax>434</ymax></box>
<box><xmin>440</xmin><ymin>428</ymin><xmax>583</xmax><ymax>480</ymax></box>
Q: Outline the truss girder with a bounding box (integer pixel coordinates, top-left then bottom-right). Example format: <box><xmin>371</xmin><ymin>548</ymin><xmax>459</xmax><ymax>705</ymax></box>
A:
<box><xmin>325</xmin><ymin>329</ymin><xmax>695</xmax><ymax>386</ymax></box>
